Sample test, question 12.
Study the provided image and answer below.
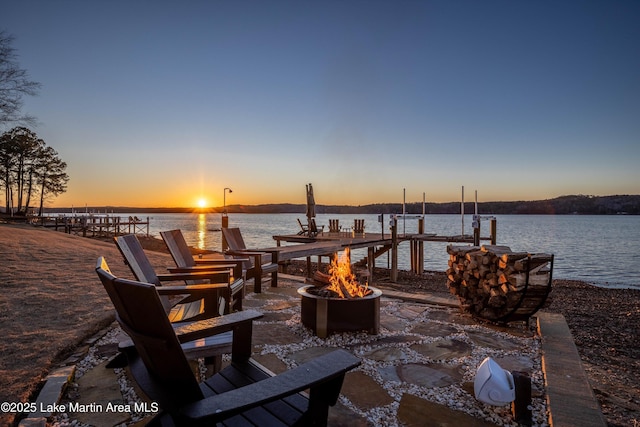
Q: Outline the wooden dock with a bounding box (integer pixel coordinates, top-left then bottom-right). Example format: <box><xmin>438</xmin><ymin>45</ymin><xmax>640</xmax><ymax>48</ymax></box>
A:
<box><xmin>30</xmin><ymin>215</ymin><xmax>150</xmax><ymax>237</ymax></box>
<box><xmin>271</xmin><ymin>232</ymin><xmax>402</xmax><ymax>279</ymax></box>
<box><xmin>272</xmin><ymin>219</ymin><xmax>496</xmax><ymax>281</ymax></box>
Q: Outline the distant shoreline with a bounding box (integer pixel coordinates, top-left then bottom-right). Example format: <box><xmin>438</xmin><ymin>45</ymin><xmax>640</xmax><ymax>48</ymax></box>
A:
<box><xmin>15</xmin><ymin>194</ymin><xmax>640</xmax><ymax>216</ymax></box>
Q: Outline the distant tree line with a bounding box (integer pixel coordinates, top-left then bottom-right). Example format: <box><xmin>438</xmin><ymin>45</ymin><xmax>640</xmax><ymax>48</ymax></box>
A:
<box><xmin>0</xmin><ymin>127</ymin><xmax>69</xmax><ymax>216</ymax></box>
<box><xmin>46</xmin><ymin>194</ymin><xmax>640</xmax><ymax>215</ymax></box>
<box><xmin>323</xmin><ymin>195</ymin><xmax>640</xmax><ymax>215</ymax></box>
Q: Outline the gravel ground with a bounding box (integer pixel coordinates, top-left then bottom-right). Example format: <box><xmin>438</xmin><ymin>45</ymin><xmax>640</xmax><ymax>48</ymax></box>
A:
<box><xmin>285</xmin><ymin>260</ymin><xmax>640</xmax><ymax>427</ymax></box>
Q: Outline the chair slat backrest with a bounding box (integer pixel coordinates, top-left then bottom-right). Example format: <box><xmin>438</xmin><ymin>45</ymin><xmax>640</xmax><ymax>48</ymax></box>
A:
<box><xmin>222</xmin><ymin>227</ymin><xmax>247</xmax><ymax>252</ymax></box>
<box><xmin>221</xmin><ymin>228</ymin><xmax>254</xmax><ymax>270</ymax></box>
<box><xmin>96</xmin><ymin>259</ymin><xmax>203</xmax><ymax>409</ymax></box>
<box><xmin>160</xmin><ymin>229</ymin><xmax>196</xmax><ymax>268</ymax></box>
<box><xmin>114</xmin><ymin>234</ymin><xmax>162</xmax><ymax>286</ymax></box>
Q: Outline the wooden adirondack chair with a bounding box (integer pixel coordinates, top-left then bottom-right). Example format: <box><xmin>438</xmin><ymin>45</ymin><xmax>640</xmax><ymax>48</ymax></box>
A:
<box><xmin>328</xmin><ymin>219</ymin><xmax>341</xmax><ymax>234</ymax></box>
<box><xmin>221</xmin><ymin>227</ymin><xmax>279</xmax><ymax>293</ymax></box>
<box><xmin>114</xmin><ymin>234</ymin><xmax>244</xmax><ymax>319</ymax></box>
<box><xmin>353</xmin><ymin>219</ymin><xmax>365</xmax><ymax>236</ymax></box>
<box><xmin>97</xmin><ymin>257</ymin><xmax>232</xmax><ymax>372</ymax></box>
<box><xmin>296</xmin><ymin>218</ymin><xmax>309</xmax><ymax>235</ymax></box>
<box><xmin>309</xmin><ymin>218</ymin><xmax>324</xmax><ymax>236</ymax></box>
<box><xmin>160</xmin><ymin>229</ymin><xmax>247</xmax><ymax>273</ymax></box>
<box><xmin>95</xmin><ymin>264</ymin><xmax>360</xmax><ymax>426</ymax></box>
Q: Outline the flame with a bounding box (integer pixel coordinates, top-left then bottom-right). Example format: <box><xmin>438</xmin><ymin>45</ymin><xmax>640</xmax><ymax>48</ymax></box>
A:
<box><xmin>327</xmin><ymin>248</ymin><xmax>369</xmax><ymax>298</ymax></box>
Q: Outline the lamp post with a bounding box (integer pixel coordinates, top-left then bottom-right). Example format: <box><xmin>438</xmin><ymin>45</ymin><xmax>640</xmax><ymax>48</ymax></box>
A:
<box><xmin>223</xmin><ymin>187</ymin><xmax>232</xmax><ymax>215</ymax></box>
<box><xmin>222</xmin><ymin>187</ymin><xmax>232</xmax><ymax>251</ymax></box>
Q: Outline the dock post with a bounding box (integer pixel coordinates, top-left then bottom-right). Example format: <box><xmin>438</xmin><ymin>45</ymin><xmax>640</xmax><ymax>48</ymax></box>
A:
<box><xmin>418</xmin><ymin>217</ymin><xmax>424</xmax><ymax>274</ymax></box>
<box><xmin>473</xmin><ymin>219</ymin><xmax>480</xmax><ymax>246</ymax></box>
<box><xmin>391</xmin><ymin>216</ymin><xmax>398</xmax><ymax>282</ymax></box>
<box><xmin>221</xmin><ymin>214</ymin><xmax>229</xmax><ymax>251</ymax></box>
<box><xmin>490</xmin><ymin>218</ymin><xmax>497</xmax><ymax>245</ymax></box>
<box><xmin>410</xmin><ymin>239</ymin><xmax>415</xmax><ymax>273</ymax></box>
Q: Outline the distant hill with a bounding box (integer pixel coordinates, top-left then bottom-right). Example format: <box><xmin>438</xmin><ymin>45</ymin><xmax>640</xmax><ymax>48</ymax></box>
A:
<box><xmin>39</xmin><ymin>195</ymin><xmax>640</xmax><ymax>215</ymax></box>
<box><xmin>315</xmin><ymin>195</ymin><xmax>640</xmax><ymax>215</ymax></box>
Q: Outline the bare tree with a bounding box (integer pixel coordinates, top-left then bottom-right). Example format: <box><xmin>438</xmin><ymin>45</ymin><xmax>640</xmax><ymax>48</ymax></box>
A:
<box><xmin>0</xmin><ymin>30</ymin><xmax>40</xmax><ymax>128</ymax></box>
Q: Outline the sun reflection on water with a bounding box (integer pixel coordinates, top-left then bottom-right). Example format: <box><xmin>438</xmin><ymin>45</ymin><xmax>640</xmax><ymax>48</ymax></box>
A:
<box><xmin>196</xmin><ymin>213</ymin><xmax>207</xmax><ymax>250</ymax></box>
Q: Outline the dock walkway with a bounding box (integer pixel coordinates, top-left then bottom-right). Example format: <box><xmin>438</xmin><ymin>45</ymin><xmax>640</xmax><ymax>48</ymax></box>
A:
<box><xmin>270</xmin><ymin>230</ymin><xmax>487</xmax><ymax>279</ymax></box>
<box><xmin>271</xmin><ymin>233</ymin><xmax>400</xmax><ymax>277</ymax></box>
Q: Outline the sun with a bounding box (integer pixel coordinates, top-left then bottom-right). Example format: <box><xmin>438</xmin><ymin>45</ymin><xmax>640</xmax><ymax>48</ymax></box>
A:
<box><xmin>197</xmin><ymin>198</ymin><xmax>208</xmax><ymax>208</ymax></box>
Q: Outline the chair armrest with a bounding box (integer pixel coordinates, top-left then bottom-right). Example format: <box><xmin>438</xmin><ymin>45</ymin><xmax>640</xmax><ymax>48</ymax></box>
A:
<box><xmin>180</xmin><ymin>349</ymin><xmax>360</xmax><ymax>423</ymax></box>
<box><xmin>227</xmin><ymin>250</ymin><xmax>278</xmax><ymax>265</ymax></box>
<box><xmin>156</xmin><ymin>270</ymin><xmax>231</xmax><ymax>283</ymax></box>
<box><xmin>156</xmin><ymin>283</ymin><xmax>229</xmax><ymax>296</ymax></box>
<box><xmin>168</xmin><ymin>264</ymin><xmax>237</xmax><ymax>272</ymax></box>
<box><xmin>194</xmin><ymin>258</ymin><xmax>247</xmax><ymax>278</ymax></box>
<box><xmin>167</xmin><ymin>264</ymin><xmax>237</xmax><ymax>279</ymax></box>
<box><xmin>194</xmin><ymin>258</ymin><xmax>249</xmax><ymax>266</ymax></box>
<box><xmin>172</xmin><ymin>309</ymin><xmax>263</xmax><ymax>344</ymax></box>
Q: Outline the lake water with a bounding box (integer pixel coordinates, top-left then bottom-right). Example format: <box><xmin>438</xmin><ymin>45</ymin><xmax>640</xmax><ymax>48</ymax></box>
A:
<box><xmin>123</xmin><ymin>212</ymin><xmax>640</xmax><ymax>290</ymax></box>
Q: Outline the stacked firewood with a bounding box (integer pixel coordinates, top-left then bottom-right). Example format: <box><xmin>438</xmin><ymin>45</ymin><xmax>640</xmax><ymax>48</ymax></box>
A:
<box><xmin>446</xmin><ymin>245</ymin><xmax>553</xmax><ymax>321</ymax></box>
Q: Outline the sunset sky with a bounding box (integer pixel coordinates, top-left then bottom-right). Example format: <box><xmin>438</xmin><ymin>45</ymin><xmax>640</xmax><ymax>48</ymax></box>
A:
<box><xmin>2</xmin><ymin>1</ymin><xmax>639</xmax><ymax>208</ymax></box>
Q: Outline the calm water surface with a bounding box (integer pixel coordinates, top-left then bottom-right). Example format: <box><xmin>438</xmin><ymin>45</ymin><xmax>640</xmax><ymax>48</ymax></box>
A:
<box><xmin>126</xmin><ymin>213</ymin><xmax>639</xmax><ymax>290</ymax></box>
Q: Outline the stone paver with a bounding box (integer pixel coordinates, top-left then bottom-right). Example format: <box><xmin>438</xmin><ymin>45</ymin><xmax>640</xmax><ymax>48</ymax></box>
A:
<box><xmin>365</xmin><ymin>346</ymin><xmax>413</xmax><ymax>363</ymax></box>
<box><xmin>288</xmin><ymin>346</ymin><xmax>340</xmax><ymax>365</ymax></box>
<box><xmin>251</xmin><ymin>322</ymin><xmax>300</xmax><ymax>346</ymax></box>
<box><xmin>341</xmin><ymin>371</ymin><xmax>395</xmax><ymax>410</ymax></box>
<box><xmin>411</xmin><ymin>338</ymin><xmax>473</xmax><ymax>361</ymax></box>
<box><xmin>380</xmin><ymin>313</ymin><xmax>408</xmax><ymax>332</ymax></box>
<box><xmin>410</xmin><ymin>321</ymin><xmax>459</xmax><ymax>337</ymax></box>
<box><xmin>397</xmin><ymin>393</ymin><xmax>499</xmax><ymax>427</ymax></box>
<box><xmin>380</xmin><ymin>363</ymin><xmax>464</xmax><ymax>388</ymax></box>
<box><xmin>72</xmin><ymin>360</ymin><xmax>129</xmax><ymax>426</ymax></box>
<box><xmin>426</xmin><ymin>308</ymin><xmax>477</xmax><ymax>325</ymax></box>
<box><xmin>466</xmin><ymin>330</ymin><xmax>522</xmax><ymax>351</ymax></box>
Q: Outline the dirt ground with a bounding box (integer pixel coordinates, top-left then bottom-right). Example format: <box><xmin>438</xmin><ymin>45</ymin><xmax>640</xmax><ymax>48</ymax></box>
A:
<box><xmin>0</xmin><ymin>223</ymin><xmax>638</xmax><ymax>426</ymax></box>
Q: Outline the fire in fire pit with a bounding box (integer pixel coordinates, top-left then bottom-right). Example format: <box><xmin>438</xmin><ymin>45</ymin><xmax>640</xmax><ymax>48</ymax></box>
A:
<box><xmin>299</xmin><ymin>248</ymin><xmax>381</xmax><ymax>338</ymax></box>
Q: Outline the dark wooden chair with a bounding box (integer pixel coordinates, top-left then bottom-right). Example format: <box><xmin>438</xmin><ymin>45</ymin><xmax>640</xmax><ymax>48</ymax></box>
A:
<box><xmin>114</xmin><ymin>234</ymin><xmax>244</xmax><ymax>319</ymax></box>
<box><xmin>160</xmin><ymin>228</ymin><xmax>249</xmax><ymax>279</ymax></box>
<box><xmin>221</xmin><ymin>227</ymin><xmax>279</xmax><ymax>293</ymax></box>
<box><xmin>353</xmin><ymin>219</ymin><xmax>365</xmax><ymax>236</ymax></box>
<box><xmin>97</xmin><ymin>257</ymin><xmax>232</xmax><ymax>372</ymax></box>
<box><xmin>309</xmin><ymin>218</ymin><xmax>324</xmax><ymax>236</ymax></box>
<box><xmin>296</xmin><ymin>218</ymin><xmax>309</xmax><ymax>235</ymax></box>
<box><xmin>328</xmin><ymin>219</ymin><xmax>341</xmax><ymax>234</ymax></box>
<box><xmin>95</xmin><ymin>264</ymin><xmax>360</xmax><ymax>426</ymax></box>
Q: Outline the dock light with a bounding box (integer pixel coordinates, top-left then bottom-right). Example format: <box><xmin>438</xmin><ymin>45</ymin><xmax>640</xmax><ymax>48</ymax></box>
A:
<box><xmin>474</xmin><ymin>357</ymin><xmax>515</xmax><ymax>405</ymax></box>
<box><xmin>223</xmin><ymin>187</ymin><xmax>232</xmax><ymax>215</ymax></box>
